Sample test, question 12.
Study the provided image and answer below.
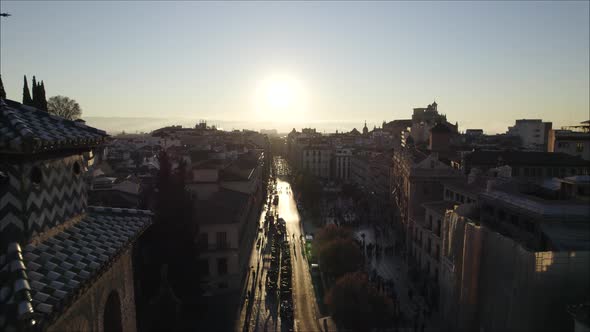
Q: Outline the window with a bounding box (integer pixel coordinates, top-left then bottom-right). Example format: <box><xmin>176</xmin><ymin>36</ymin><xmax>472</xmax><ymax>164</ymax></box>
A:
<box><xmin>512</xmin><ymin>167</ymin><xmax>520</xmax><ymax>176</ymax></box>
<box><xmin>576</xmin><ymin>143</ymin><xmax>584</xmax><ymax>152</ymax></box>
<box><xmin>73</xmin><ymin>162</ymin><xmax>81</xmax><ymax>175</ymax></box>
<box><xmin>103</xmin><ymin>291</ymin><xmax>123</xmax><ymax>332</ymax></box>
<box><xmin>198</xmin><ymin>233</ymin><xmax>208</xmax><ymax>250</ymax></box>
<box><xmin>216</xmin><ymin>232</ymin><xmax>228</xmax><ymax>249</ymax></box>
<box><xmin>436</xmin><ymin>220</ymin><xmax>441</xmax><ymax>237</ymax></box>
<box><xmin>509</xmin><ymin>215</ymin><xmax>518</xmax><ymax>226</ymax></box>
<box><xmin>199</xmin><ymin>259</ymin><xmax>209</xmax><ymax>277</ymax></box>
<box><xmin>428</xmin><ymin>215</ymin><xmax>433</xmax><ymax>230</ymax></box>
<box><xmin>524</xmin><ymin>220</ymin><xmax>535</xmax><ymax>233</ymax></box>
<box><xmin>31</xmin><ymin>166</ymin><xmax>42</xmax><ymax>185</ymax></box>
<box><xmin>435</xmin><ymin>245</ymin><xmax>440</xmax><ymax>261</ymax></box>
<box><xmin>524</xmin><ymin>168</ymin><xmax>530</xmax><ymax>176</ymax></box>
<box><xmin>217</xmin><ymin>257</ymin><xmax>228</xmax><ymax>275</ymax></box>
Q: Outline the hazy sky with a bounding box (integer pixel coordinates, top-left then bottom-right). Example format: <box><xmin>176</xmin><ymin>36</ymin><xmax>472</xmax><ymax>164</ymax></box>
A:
<box><xmin>1</xmin><ymin>1</ymin><xmax>588</xmax><ymax>133</ymax></box>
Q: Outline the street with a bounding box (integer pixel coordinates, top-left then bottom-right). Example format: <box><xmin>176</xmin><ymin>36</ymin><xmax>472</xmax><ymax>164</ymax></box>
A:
<box><xmin>277</xmin><ymin>180</ymin><xmax>320</xmax><ymax>332</ymax></box>
<box><xmin>238</xmin><ymin>158</ymin><xmax>320</xmax><ymax>332</ymax></box>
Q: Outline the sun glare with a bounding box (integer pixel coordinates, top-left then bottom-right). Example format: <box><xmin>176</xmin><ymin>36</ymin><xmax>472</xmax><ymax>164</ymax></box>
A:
<box><xmin>254</xmin><ymin>75</ymin><xmax>307</xmax><ymax>122</ymax></box>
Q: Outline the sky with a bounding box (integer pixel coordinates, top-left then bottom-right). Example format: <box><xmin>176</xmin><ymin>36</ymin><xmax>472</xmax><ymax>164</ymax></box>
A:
<box><xmin>1</xmin><ymin>1</ymin><xmax>589</xmax><ymax>134</ymax></box>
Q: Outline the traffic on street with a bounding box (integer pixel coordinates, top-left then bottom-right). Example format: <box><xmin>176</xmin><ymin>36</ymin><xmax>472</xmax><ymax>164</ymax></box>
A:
<box><xmin>238</xmin><ymin>157</ymin><xmax>319</xmax><ymax>332</ymax></box>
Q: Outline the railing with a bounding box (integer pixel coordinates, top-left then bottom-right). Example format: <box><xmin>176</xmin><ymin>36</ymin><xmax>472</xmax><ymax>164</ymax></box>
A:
<box><xmin>198</xmin><ymin>244</ymin><xmax>237</xmax><ymax>252</ymax></box>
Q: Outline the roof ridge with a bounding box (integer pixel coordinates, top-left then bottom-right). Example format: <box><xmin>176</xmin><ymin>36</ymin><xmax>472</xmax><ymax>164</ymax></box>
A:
<box><xmin>87</xmin><ymin>206</ymin><xmax>154</xmax><ymax>216</ymax></box>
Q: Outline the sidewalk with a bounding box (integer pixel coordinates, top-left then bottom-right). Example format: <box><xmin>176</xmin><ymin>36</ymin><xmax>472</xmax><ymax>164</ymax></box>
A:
<box><xmin>355</xmin><ymin>224</ymin><xmax>441</xmax><ymax>331</ymax></box>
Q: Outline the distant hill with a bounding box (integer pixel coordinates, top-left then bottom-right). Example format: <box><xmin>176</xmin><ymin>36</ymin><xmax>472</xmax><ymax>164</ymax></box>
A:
<box><xmin>83</xmin><ymin>117</ymin><xmax>369</xmax><ymax>135</ymax></box>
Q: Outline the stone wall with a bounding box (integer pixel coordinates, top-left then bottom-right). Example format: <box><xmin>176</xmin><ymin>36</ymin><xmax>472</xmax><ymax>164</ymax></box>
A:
<box><xmin>47</xmin><ymin>248</ymin><xmax>137</xmax><ymax>332</ymax></box>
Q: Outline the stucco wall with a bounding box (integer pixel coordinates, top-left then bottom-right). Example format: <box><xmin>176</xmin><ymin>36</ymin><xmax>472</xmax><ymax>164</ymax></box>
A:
<box><xmin>47</xmin><ymin>248</ymin><xmax>137</xmax><ymax>332</ymax></box>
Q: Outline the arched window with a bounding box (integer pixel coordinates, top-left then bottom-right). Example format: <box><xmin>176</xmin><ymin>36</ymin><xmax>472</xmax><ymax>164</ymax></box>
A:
<box><xmin>103</xmin><ymin>291</ymin><xmax>122</xmax><ymax>332</ymax></box>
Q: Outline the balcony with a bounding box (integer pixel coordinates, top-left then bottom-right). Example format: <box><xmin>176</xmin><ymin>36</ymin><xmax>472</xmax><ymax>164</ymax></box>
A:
<box><xmin>198</xmin><ymin>243</ymin><xmax>236</xmax><ymax>252</ymax></box>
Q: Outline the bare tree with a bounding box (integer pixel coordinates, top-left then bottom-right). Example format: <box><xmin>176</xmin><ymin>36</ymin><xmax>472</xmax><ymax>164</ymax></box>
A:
<box><xmin>47</xmin><ymin>95</ymin><xmax>82</xmax><ymax>120</ymax></box>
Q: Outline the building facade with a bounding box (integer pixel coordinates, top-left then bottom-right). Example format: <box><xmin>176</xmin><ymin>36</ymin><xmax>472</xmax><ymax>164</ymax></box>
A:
<box><xmin>507</xmin><ymin>119</ymin><xmax>552</xmax><ymax>151</ymax></box>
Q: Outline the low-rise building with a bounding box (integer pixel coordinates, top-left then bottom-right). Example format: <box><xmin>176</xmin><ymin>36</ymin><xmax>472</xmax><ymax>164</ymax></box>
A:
<box><xmin>548</xmin><ymin>121</ymin><xmax>590</xmax><ymax>161</ymax></box>
<box><xmin>507</xmin><ymin>119</ymin><xmax>553</xmax><ymax>151</ymax></box>
<box><xmin>462</xmin><ymin>150</ymin><xmax>589</xmax><ymax>179</ymax></box>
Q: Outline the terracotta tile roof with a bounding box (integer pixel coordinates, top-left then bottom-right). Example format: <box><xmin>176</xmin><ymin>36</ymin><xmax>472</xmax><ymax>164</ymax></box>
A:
<box><xmin>0</xmin><ymin>206</ymin><xmax>152</xmax><ymax>330</ymax></box>
<box><xmin>0</xmin><ymin>99</ymin><xmax>107</xmax><ymax>154</ymax></box>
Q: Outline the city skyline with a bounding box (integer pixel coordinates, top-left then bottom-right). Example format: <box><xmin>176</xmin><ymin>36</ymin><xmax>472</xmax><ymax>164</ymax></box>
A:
<box><xmin>1</xmin><ymin>1</ymin><xmax>589</xmax><ymax>134</ymax></box>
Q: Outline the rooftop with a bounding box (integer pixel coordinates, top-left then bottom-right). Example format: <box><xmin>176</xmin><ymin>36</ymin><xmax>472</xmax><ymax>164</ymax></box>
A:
<box><xmin>540</xmin><ymin>221</ymin><xmax>590</xmax><ymax>251</ymax></box>
<box><xmin>0</xmin><ymin>206</ymin><xmax>152</xmax><ymax>330</ymax></box>
<box><xmin>196</xmin><ymin>189</ymin><xmax>250</xmax><ymax>225</ymax></box>
<box><xmin>422</xmin><ymin>200</ymin><xmax>458</xmax><ymax>216</ymax></box>
<box><xmin>465</xmin><ymin>150</ymin><xmax>589</xmax><ymax>167</ymax></box>
<box><xmin>443</xmin><ymin>178</ymin><xmax>487</xmax><ymax>196</ymax></box>
<box><xmin>0</xmin><ymin>99</ymin><xmax>107</xmax><ymax>154</ymax></box>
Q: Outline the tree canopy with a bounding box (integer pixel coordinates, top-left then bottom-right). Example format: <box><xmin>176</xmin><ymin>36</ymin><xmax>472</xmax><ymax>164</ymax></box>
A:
<box><xmin>314</xmin><ymin>224</ymin><xmax>362</xmax><ymax>279</ymax></box>
<box><xmin>325</xmin><ymin>272</ymin><xmax>394</xmax><ymax>331</ymax></box>
<box><xmin>47</xmin><ymin>95</ymin><xmax>82</xmax><ymax>120</ymax></box>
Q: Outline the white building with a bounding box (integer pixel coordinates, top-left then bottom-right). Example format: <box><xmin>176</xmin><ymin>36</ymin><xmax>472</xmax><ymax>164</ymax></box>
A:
<box><xmin>507</xmin><ymin>119</ymin><xmax>552</xmax><ymax>151</ymax></box>
<box><xmin>548</xmin><ymin>121</ymin><xmax>590</xmax><ymax>161</ymax></box>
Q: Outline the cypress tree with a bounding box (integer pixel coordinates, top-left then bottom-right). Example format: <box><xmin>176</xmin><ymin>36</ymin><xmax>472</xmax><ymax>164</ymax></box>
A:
<box><xmin>32</xmin><ymin>76</ymin><xmax>38</xmax><ymax>108</ymax></box>
<box><xmin>22</xmin><ymin>75</ymin><xmax>33</xmax><ymax>106</ymax></box>
<box><xmin>0</xmin><ymin>75</ymin><xmax>6</xmax><ymax>99</ymax></box>
<box><xmin>39</xmin><ymin>81</ymin><xmax>47</xmax><ymax>111</ymax></box>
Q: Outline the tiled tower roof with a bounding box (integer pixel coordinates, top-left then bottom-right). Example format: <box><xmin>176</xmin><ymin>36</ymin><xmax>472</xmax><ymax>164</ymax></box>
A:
<box><xmin>0</xmin><ymin>99</ymin><xmax>107</xmax><ymax>154</ymax></box>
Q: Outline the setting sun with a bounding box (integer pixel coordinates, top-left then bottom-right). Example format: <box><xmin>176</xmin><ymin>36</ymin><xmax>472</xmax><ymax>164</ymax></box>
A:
<box><xmin>254</xmin><ymin>75</ymin><xmax>307</xmax><ymax>122</ymax></box>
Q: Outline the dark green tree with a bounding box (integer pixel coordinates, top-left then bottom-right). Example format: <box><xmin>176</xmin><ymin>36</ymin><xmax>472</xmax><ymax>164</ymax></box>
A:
<box><xmin>314</xmin><ymin>225</ymin><xmax>362</xmax><ymax>280</ymax></box>
<box><xmin>325</xmin><ymin>272</ymin><xmax>394</xmax><ymax>331</ymax></box>
<box><xmin>152</xmin><ymin>151</ymin><xmax>199</xmax><ymax>301</ymax></box>
<box><xmin>0</xmin><ymin>75</ymin><xmax>6</xmax><ymax>99</ymax></box>
<box><xmin>32</xmin><ymin>76</ymin><xmax>37</xmax><ymax>104</ymax></box>
<box><xmin>22</xmin><ymin>75</ymin><xmax>33</xmax><ymax>106</ymax></box>
<box><xmin>39</xmin><ymin>81</ymin><xmax>47</xmax><ymax>111</ymax></box>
